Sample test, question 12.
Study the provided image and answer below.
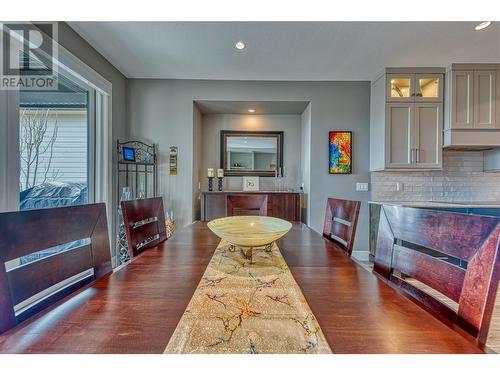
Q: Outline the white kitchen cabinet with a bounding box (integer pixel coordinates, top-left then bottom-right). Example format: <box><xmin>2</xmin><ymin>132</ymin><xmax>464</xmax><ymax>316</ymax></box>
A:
<box><xmin>444</xmin><ymin>64</ymin><xmax>500</xmax><ymax>148</ymax></box>
<box><xmin>386</xmin><ymin>73</ymin><xmax>443</xmax><ymax>103</ymax></box>
<box><xmin>386</xmin><ymin>74</ymin><xmax>413</xmax><ymax>102</ymax></box>
<box><xmin>415</xmin><ymin>74</ymin><xmax>443</xmax><ymax>103</ymax></box>
<box><xmin>385</xmin><ymin>103</ymin><xmax>413</xmax><ymax>168</ymax></box>
<box><xmin>384</xmin><ymin>102</ymin><xmax>442</xmax><ymax>169</ymax></box>
<box><xmin>414</xmin><ymin>103</ymin><xmax>442</xmax><ymax>168</ymax></box>
<box><xmin>474</xmin><ymin>70</ymin><xmax>496</xmax><ymax>129</ymax></box>
<box><xmin>449</xmin><ymin>70</ymin><xmax>474</xmax><ymax>129</ymax></box>
<box><xmin>370</xmin><ymin>68</ymin><xmax>444</xmax><ymax>171</ymax></box>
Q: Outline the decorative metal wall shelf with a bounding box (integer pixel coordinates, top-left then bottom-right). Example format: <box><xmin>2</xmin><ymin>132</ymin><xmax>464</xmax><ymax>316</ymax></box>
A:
<box><xmin>116</xmin><ymin>140</ymin><xmax>158</xmax><ymax>264</ymax></box>
<box><xmin>117</xmin><ymin>140</ymin><xmax>157</xmax><ymax>202</ymax></box>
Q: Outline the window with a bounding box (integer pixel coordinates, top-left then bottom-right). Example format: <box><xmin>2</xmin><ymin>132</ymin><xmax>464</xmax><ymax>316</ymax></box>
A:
<box><xmin>1</xmin><ymin>22</ymin><xmax>115</xmax><ymax>266</ymax></box>
<box><xmin>19</xmin><ymin>73</ymin><xmax>92</xmax><ymax>210</ymax></box>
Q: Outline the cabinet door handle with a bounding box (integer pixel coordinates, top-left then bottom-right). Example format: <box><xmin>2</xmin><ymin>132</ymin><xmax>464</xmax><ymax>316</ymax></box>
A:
<box><xmin>416</xmin><ymin>148</ymin><xmax>420</xmax><ymax>163</ymax></box>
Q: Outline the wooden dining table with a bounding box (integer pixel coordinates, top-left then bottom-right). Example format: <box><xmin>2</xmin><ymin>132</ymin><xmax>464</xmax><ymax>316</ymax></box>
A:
<box><xmin>0</xmin><ymin>222</ymin><xmax>485</xmax><ymax>354</ymax></box>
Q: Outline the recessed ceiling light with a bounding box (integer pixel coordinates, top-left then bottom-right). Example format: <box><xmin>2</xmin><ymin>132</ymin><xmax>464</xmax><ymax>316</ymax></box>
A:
<box><xmin>248</xmin><ymin>109</ymin><xmax>255</xmax><ymax>113</ymax></box>
<box><xmin>235</xmin><ymin>41</ymin><xmax>246</xmax><ymax>50</ymax></box>
<box><xmin>475</xmin><ymin>21</ymin><xmax>492</xmax><ymax>31</ymax></box>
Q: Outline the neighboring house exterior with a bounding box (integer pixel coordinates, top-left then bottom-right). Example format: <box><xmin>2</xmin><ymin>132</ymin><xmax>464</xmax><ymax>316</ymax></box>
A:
<box><xmin>19</xmin><ymin>109</ymin><xmax>88</xmax><ymax>191</ymax></box>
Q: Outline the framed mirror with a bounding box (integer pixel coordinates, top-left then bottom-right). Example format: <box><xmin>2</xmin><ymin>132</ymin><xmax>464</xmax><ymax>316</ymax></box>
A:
<box><xmin>220</xmin><ymin>130</ymin><xmax>284</xmax><ymax>176</ymax></box>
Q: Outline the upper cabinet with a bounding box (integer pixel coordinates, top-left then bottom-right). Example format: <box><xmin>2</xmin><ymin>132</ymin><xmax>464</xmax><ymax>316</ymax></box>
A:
<box><xmin>444</xmin><ymin>64</ymin><xmax>500</xmax><ymax>148</ymax></box>
<box><xmin>370</xmin><ymin>68</ymin><xmax>444</xmax><ymax>172</ymax></box>
<box><xmin>387</xmin><ymin>73</ymin><xmax>443</xmax><ymax>103</ymax></box>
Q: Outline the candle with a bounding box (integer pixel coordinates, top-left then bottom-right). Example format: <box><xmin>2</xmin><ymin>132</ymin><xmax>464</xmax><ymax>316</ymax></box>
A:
<box><xmin>207</xmin><ymin>168</ymin><xmax>214</xmax><ymax>177</ymax></box>
<box><xmin>217</xmin><ymin>168</ymin><xmax>224</xmax><ymax>178</ymax></box>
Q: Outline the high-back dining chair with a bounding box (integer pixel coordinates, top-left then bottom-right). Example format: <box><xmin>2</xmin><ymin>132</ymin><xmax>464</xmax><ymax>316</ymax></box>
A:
<box><xmin>121</xmin><ymin>197</ymin><xmax>167</xmax><ymax>257</ymax></box>
<box><xmin>373</xmin><ymin>204</ymin><xmax>500</xmax><ymax>345</ymax></box>
<box><xmin>226</xmin><ymin>194</ymin><xmax>268</xmax><ymax>216</ymax></box>
<box><xmin>0</xmin><ymin>203</ymin><xmax>112</xmax><ymax>334</ymax></box>
<box><xmin>322</xmin><ymin>198</ymin><xmax>361</xmax><ymax>256</ymax></box>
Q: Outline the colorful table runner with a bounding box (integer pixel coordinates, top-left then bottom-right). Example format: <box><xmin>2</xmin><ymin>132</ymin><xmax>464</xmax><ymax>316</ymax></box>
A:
<box><xmin>164</xmin><ymin>240</ymin><xmax>332</xmax><ymax>354</ymax></box>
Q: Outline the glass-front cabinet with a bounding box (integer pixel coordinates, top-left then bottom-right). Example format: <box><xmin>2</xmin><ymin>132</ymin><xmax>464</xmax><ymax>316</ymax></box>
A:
<box><xmin>387</xmin><ymin>74</ymin><xmax>413</xmax><ymax>101</ymax></box>
<box><xmin>387</xmin><ymin>73</ymin><xmax>443</xmax><ymax>102</ymax></box>
<box><xmin>415</xmin><ymin>74</ymin><xmax>443</xmax><ymax>102</ymax></box>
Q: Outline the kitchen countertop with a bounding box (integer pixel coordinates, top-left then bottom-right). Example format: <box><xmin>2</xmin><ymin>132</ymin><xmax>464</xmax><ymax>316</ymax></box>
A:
<box><xmin>368</xmin><ymin>201</ymin><xmax>500</xmax><ymax>208</ymax></box>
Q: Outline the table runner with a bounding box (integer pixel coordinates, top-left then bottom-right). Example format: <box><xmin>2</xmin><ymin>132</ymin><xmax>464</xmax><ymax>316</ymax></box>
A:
<box><xmin>164</xmin><ymin>240</ymin><xmax>332</xmax><ymax>354</ymax></box>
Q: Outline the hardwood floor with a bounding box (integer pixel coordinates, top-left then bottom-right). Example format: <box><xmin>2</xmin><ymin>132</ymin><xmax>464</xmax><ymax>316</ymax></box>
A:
<box><xmin>0</xmin><ymin>223</ymin><xmax>485</xmax><ymax>353</ymax></box>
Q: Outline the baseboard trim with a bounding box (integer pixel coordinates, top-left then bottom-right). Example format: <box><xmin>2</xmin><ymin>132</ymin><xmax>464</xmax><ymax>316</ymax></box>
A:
<box><xmin>351</xmin><ymin>250</ymin><xmax>370</xmax><ymax>261</ymax></box>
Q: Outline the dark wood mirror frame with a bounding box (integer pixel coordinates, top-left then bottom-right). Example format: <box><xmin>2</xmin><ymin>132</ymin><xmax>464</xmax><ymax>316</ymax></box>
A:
<box><xmin>220</xmin><ymin>130</ymin><xmax>284</xmax><ymax>177</ymax></box>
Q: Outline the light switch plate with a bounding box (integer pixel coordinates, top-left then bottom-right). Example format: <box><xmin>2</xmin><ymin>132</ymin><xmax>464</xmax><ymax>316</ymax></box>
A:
<box><xmin>356</xmin><ymin>182</ymin><xmax>369</xmax><ymax>192</ymax></box>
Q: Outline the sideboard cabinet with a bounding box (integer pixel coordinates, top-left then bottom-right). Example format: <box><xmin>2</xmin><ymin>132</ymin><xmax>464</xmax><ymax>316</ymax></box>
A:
<box><xmin>200</xmin><ymin>191</ymin><xmax>301</xmax><ymax>222</ymax></box>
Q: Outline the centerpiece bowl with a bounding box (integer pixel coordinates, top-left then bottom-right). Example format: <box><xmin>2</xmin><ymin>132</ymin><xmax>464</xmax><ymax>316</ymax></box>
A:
<box><xmin>207</xmin><ymin>216</ymin><xmax>292</xmax><ymax>259</ymax></box>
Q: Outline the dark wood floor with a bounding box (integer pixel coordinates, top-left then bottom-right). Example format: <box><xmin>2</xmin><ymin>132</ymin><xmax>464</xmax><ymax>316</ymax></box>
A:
<box><xmin>0</xmin><ymin>222</ymin><xmax>484</xmax><ymax>353</ymax></box>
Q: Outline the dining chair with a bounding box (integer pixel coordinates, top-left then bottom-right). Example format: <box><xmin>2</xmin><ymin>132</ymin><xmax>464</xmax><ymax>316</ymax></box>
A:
<box><xmin>322</xmin><ymin>197</ymin><xmax>361</xmax><ymax>256</ymax></box>
<box><xmin>226</xmin><ymin>194</ymin><xmax>268</xmax><ymax>216</ymax></box>
<box><xmin>0</xmin><ymin>203</ymin><xmax>112</xmax><ymax>334</ymax></box>
<box><xmin>121</xmin><ymin>197</ymin><xmax>167</xmax><ymax>257</ymax></box>
<box><xmin>373</xmin><ymin>204</ymin><xmax>500</xmax><ymax>346</ymax></box>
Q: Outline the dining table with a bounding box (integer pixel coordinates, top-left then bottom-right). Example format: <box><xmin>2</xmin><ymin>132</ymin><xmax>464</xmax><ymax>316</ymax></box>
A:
<box><xmin>0</xmin><ymin>222</ymin><xmax>486</xmax><ymax>353</ymax></box>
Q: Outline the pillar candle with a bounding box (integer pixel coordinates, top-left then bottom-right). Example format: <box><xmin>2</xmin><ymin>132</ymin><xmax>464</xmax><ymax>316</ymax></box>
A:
<box><xmin>207</xmin><ymin>168</ymin><xmax>214</xmax><ymax>177</ymax></box>
<box><xmin>217</xmin><ymin>168</ymin><xmax>224</xmax><ymax>178</ymax></box>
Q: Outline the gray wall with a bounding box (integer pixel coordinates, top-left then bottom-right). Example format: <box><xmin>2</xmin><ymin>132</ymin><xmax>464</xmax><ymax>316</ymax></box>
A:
<box><xmin>193</xmin><ymin>104</ymin><xmax>203</xmax><ymax>220</ymax></box>
<box><xmin>200</xmin><ymin>114</ymin><xmax>302</xmax><ymax>193</ymax></box>
<box><xmin>60</xmin><ymin>23</ymin><xmax>128</xmax><ymax>244</ymax></box>
<box><xmin>127</xmin><ymin>80</ymin><xmax>371</xmax><ymax>259</ymax></box>
<box><xmin>300</xmin><ymin>103</ymin><xmax>312</xmax><ymax>224</ymax></box>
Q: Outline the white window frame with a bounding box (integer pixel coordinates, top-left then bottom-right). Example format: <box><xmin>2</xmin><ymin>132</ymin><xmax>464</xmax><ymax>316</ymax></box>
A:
<box><xmin>0</xmin><ymin>90</ymin><xmax>20</xmax><ymax>213</ymax></box>
<box><xmin>0</xmin><ymin>24</ymin><xmax>113</xmax><ymax>258</ymax></box>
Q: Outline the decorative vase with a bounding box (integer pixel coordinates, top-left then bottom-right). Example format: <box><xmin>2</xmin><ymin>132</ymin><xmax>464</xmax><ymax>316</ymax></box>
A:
<box><xmin>166</xmin><ymin>210</ymin><xmax>175</xmax><ymax>238</ymax></box>
<box><xmin>116</xmin><ymin>187</ymin><xmax>131</xmax><ymax>264</ymax></box>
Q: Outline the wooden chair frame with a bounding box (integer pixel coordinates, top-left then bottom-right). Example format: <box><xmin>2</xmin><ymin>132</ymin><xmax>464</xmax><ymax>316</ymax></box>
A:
<box><xmin>226</xmin><ymin>194</ymin><xmax>268</xmax><ymax>217</ymax></box>
<box><xmin>322</xmin><ymin>198</ymin><xmax>361</xmax><ymax>256</ymax></box>
<box><xmin>0</xmin><ymin>203</ymin><xmax>112</xmax><ymax>334</ymax></box>
<box><xmin>121</xmin><ymin>197</ymin><xmax>167</xmax><ymax>257</ymax></box>
<box><xmin>373</xmin><ymin>204</ymin><xmax>500</xmax><ymax>345</ymax></box>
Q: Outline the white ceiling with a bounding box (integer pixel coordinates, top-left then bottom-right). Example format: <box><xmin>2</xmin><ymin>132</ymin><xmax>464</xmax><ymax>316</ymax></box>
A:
<box><xmin>69</xmin><ymin>22</ymin><xmax>500</xmax><ymax>81</ymax></box>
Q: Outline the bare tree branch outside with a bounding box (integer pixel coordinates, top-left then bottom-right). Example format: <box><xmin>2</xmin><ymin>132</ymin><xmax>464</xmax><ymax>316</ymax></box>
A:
<box><xmin>19</xmin><ymin>109</ymin><xmax>60</xmax><ymax>191</ymax></box>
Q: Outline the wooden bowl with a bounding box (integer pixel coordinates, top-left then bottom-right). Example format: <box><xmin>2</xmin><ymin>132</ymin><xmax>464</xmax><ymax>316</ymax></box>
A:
<box><xmin>207</xmin><ymin>216</ymin><xmax>292</xmax><ymax>249</ymax></box>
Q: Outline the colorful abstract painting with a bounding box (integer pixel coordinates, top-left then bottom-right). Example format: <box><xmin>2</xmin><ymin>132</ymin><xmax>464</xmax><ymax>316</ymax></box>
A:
<box><xmin>329</xmin><ymin>131</ymin><xmax>352</xmax><ymax>174</ymax></box>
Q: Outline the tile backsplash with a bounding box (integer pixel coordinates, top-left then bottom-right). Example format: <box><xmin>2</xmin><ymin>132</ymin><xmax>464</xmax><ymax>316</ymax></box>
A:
<box><xmin>371</xmin><ymin>150</ymin><xmax>500</xmax><ymax>203</ymax></box>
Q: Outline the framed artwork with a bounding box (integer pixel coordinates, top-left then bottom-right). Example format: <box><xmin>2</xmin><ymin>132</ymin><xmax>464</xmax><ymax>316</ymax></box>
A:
<box><xmin>329</xmin><ymin>131</ymin><xmax>352</xmax><ymax>174</ymax></box>
<box><xmin>169</xmin><ymin>146</ymin><xmax>178</xmax><ymax>175</ymax></box>
<box><xmin>243</xmin><ymin>176</ymin><xmax>259</xmax><ymax>191</ymax></box>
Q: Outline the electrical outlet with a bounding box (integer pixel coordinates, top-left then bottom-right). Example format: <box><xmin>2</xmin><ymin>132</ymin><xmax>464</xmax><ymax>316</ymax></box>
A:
<box><xmin>356</xmin><ymin>182</ymin><xmax>369</xmax><ymax>192</ymax></box>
